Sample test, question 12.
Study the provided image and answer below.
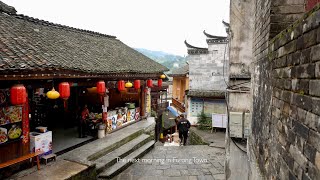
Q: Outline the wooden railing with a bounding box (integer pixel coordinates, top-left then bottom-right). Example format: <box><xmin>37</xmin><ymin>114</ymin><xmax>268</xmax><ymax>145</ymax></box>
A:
<box><xmin>172</xmin><ymin>98</ymin><xmax>185</xmax><ymax>113</ymax></box>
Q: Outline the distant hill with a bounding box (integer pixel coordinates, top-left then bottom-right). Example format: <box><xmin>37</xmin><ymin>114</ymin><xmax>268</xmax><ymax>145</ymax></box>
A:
<box><xmin>134</xmin><ymin>48</ymin><xmax>187</xmax><ymax>73</ymax></box>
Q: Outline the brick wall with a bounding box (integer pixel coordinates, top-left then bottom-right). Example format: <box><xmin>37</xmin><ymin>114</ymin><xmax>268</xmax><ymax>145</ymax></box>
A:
<box><xmin>251</xmin><ymin>1</ymin><xmax>320</xmax><ymax>179</ymax></box>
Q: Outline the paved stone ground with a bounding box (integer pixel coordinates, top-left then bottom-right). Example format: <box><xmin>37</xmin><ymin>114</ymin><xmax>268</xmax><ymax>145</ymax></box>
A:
<box><xmin>112</xmin><ymin>145</ymin><xmax>225</xmax><ymax>180</ymax></box>
<box><xmin>189</xmin><ymin>127</ymin><xmax>225</xmax><ymax>148</ymax></box>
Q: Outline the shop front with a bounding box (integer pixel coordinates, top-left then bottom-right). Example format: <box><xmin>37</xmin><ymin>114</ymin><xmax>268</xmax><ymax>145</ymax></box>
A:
<box><xmin>26</xmin><ymin>79</ymin><xmax>150</xmax><ymax>154</ymax></box>
<box><xmin>0</xmin><ymin>1</ymin><xmax>169</xmax><ymax>177</ymax></box>
<box><xmin>0</xmin><ymin>78</ymin><xmax>163</xmax><ymax>178</ymax></box>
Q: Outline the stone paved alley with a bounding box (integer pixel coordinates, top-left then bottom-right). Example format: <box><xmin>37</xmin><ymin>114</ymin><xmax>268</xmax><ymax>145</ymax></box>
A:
<box><xmin>112</xmin><ymin>145</ymin><xmax>225</xmax><ymax>180</ymax></box>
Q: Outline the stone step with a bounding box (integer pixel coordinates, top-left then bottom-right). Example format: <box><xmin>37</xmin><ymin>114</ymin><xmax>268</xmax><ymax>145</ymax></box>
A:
<box><xmin>94</xmin><ymin>133</ymin><xmax>152</xmax><ymax>174</ymax></box>
<box><xmin>61</xmin><ymin>128</ymin><xmax>145</xmax><ymax>165</ymax></box>
<box><xmin>87</xmin><ymin>129</ymin><xmax>145</xmax><ymax>161</ymax></box>
<box><xmin>98</xmin><ymin>140</ymin><xmax>155</xmax><ymax>179</ymax></box>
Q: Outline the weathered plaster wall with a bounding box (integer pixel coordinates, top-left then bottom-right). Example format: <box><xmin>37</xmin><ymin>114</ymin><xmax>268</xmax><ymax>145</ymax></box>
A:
<box><xmin>188</xmin><ymin>43</ymin><xmax>228</xmax><ymax>91</ymax></box>
<box><xmin>228</xmin><ymin>0</ymin><xmax>254</xmax><ymax>112</ymax></box>
<box><xmin>250</xmin><ymin>0</ymin><xmax>320</xmax><ymax>179</ymax></box>
<box><xmin>226</xmin><ymin>0</ymin><xmax>255</xmax><ymax>180</ymax></box>
<box><xmin>229</xmin><ymin>0</ymin><xmax>254</xmax><ymax>79</ymax></box>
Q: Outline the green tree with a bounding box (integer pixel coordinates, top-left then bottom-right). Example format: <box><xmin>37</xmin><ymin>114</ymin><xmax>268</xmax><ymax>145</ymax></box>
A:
<box><xmin>197</xmin><ymin>111</ymin><xmax>211</xmax><ymax>130</ymax></box>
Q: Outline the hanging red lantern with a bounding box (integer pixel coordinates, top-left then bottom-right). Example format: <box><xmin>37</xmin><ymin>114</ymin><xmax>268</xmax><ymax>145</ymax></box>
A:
<box><xmin>134</xmin><ymin>80</ymin><xmax>140</xmax><ymax>90</ymax></box>
<box><xmin>147</xmin><ymin>79</ymin><xmax>153</xmax><ymax>87</ymax></box>
<box><xmin>59</xmin><ymin>82</ymin><xmax>70</xmax><ymax>109</ymax></box>
<box><xmin>97</xmin><ymin>81</ymin><xmax>106</xmax><ymax>95</ymax></box>
<box><xmin>10</xmin><ymin>84</ymin><xmax>27</xmax><ymax>105</ymax></box>
<box><xmin>59</xmin><ymin>82</ymin><xmax>70</xmax><ymax>99</ymax></box>
<box><xmin>118</xmin><ymin>80</ymin><xmax>125</xmax><ymax>91</ymax></box>
<box><xmin>158</xmin><ymin>79</ymin><xmax>162</xmax><ymax>87</ymax></box>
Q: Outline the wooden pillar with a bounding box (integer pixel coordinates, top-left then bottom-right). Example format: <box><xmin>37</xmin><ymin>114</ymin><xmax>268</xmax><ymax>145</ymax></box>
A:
<box><xmin>140</xmin><ymin>85</ymin><xmax>146</xmax><ymax>117</ymax></box>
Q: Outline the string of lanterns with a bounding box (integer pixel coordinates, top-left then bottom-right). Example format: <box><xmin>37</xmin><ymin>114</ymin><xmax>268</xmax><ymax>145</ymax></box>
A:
<box><xmin>9</xmin><ymin>74</ymin><xmax>166</xmax><ymax>106</ymax></box>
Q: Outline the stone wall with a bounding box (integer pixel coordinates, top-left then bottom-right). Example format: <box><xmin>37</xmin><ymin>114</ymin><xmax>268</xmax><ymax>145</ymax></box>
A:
<box><xmin>189</xmin><ymin>129</ymin><xmax>209</xmax><ymax>145</ymax></box>
<box><xmin>250</xmin><ymin>1</ymin><xmax>320</xmax><ymax>179</ymax></box>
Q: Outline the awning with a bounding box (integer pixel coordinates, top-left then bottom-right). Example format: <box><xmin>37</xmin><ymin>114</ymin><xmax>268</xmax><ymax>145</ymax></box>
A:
<box><xmin>167</xmin><ymin>106</ymin><xmax>179</xmax><ymax>117</ymax></box>
<box><xmin>162</xmin><ymin>108</ymin><xmax>178</xmax><ymax>129</ymax></box>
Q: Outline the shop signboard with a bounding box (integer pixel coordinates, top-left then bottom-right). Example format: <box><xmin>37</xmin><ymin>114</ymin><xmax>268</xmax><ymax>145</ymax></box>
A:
<box><xmin>0</xmin><ymin>106</ymin><xmax>23</xmax><ymax>145</ymax></box>
<box><xmin>106</xmin><ymin>107</ymin><xmax>141</xmax><ymax>133</ymax></box>
<box><xmin>146</xmin><ymin>88</ymin><xmax>151</xmax><ymax>114</ymax></box>
<box><xmin>134</xmin><ymin>107</ymin><xmax>140</xmax><ymax>120</ymax></box>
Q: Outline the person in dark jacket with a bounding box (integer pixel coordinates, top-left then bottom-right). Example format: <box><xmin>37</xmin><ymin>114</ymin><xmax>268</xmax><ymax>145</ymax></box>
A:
<box><xmin>79</xmin><ymin>105</ymin><xmax>89</xmax><ymax>138</ymax></box>
<box><xmin>177</xmin><ymin>114</ymin><xmax>191</xmax><ymax>146</ymax></box>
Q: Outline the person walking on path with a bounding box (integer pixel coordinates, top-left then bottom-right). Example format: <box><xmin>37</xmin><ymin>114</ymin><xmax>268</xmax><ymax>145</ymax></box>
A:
<box><xmin>177</xmin><ymin>114</ymin><xmax>191</xmax><ymax>146</ymax></box>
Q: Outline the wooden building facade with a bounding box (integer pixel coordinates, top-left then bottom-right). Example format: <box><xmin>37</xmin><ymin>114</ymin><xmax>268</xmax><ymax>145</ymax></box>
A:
<box><xmin>0</xmin><ymin>1</ymin><xmax>168</xmax><ymax>171</ymax></box>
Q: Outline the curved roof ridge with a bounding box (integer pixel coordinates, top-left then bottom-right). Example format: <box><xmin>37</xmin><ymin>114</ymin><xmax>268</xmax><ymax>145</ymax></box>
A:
<box><xmin>203</xmin><ymin>30</ymin><xmax>227</xmax><ymax>40</ymax></box>
<box><xmin>184</xmin><ymin>40</ymin><xmax>207</xmax><ymax>50</ymax></box>
<box><xmin>13</xmin><ymin>13</ymin><xmax>117</xmax><ymax>39</ymax></box>
<box><xmin>222</xmin><ymin>20</ymin><xmax>230</xmax><ymax>27</ymax></box>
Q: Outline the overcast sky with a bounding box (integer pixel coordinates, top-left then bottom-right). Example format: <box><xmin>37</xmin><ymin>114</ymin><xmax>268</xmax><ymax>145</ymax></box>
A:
<box><xmin>3</xmin><ymin>0</ymin><xmax>230</xmax><ymax>56</ymax></box>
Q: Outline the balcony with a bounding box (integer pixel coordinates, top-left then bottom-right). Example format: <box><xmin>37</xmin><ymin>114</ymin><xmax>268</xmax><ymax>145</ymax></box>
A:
<box><xmin>172</xmin><ymin>98</ymin><xmax>185</xmax><ymax>113</ymax></box>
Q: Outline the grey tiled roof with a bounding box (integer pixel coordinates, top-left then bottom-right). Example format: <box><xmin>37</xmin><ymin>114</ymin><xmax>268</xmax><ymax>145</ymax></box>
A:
<box><xmin>169</xmin><ymin>64</ymin><xmax>189</xmax><ymax>76</ymax></box>
<box><xmin>203</xmin><ymin>30</ymin><xmax>227</xmax><ymax>40</ymax></box>
<box><xmin>187</xmin><ymin>90</ymin><xmax>225</xmax><ymax>98</ymax></box>
<box><xmin>0</xmin><ymin>7</ymin><xmax>168</xmax><ymax>74</ymax></box>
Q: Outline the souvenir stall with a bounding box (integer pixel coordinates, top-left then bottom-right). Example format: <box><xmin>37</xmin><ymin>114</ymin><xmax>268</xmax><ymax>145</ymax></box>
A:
<box><xmin>105</xmin><ymin>80</ymin><xmax>147</xmax><ymax>133</ymax></box>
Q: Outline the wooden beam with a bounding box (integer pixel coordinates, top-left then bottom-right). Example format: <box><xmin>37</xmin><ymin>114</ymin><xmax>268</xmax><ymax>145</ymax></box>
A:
<box><xmin>0</xmin><ymin>72</ymin><xmax>163</xmax><ymax>81</ymax></box>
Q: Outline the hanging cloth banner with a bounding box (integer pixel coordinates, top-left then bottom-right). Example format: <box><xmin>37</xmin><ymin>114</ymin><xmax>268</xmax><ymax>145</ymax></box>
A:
<box><xmin>22</xmin><ymin>97</ymin><xmax>29</xmax><ymax>144</ymax></box>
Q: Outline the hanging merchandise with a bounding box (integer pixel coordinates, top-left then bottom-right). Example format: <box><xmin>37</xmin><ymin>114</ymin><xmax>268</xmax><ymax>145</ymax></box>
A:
<box><xmin>46</xmin><ymin>88</ymin><xmax>60</xmax><ymax>99</ymax></box>
<box><xmin>125</xmin><ymin>81</ymin><xmax>133</xmax><ymax>88</ymax></box>
<box><xmin>134</xmin><ymin>80</ymin><xmax>140</xmax><ymax>90</ymax></box>
<box><xmin>118</xmin><ymin>80</ymin><xmax>125</xmax><ymax>91</ymax></box>
<box><xmin>10</xmin><ymin>84</ymin><xmax>27</xmax><ymax>105</ymax></box>
<box><xmin>147</xmin><ymin>79</ymin><xmax>153</xmax><ymax>88</ymax></box>
<box><xmin>59</xmin><ymin>82</ymin><xmax>70</xmax><ymax>108</ymax></box>
<box><xmin>158</xmin><ymin>79</ymin><xmax>163</xmax><ymax>87</ymax></box>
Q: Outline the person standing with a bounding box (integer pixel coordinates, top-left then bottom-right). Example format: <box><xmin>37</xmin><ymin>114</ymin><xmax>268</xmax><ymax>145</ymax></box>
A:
<box><xmin>177</xmin><ymin>114</ymin><xmax>191</xmax><ymax>146</ymax></box>
<box><xmin>79</xmin><ymin>105</ymin><xmax>89</xmax><ymax>138</ymax></box>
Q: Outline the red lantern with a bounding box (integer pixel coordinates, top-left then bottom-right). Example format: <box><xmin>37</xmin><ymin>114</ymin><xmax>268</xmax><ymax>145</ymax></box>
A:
<box><xmin>59</xmin><ymin>82</ymin><xmax>70</xmax><ymax>100</ymax></box>
<box><xmin>158</xmin><ymin>79</ymin><xmax>162</xmax><ymax>87</ymax></box>
<box><xmin>59</xmin><ymin>82</ymin><xmax>70</xmax><ymax>108</ymax></box>
<box><xmin>97</xmin><ymin>81</ymin><xmax>106</xmax><ymax>95</ymax></box>
<box><xmin>147</xmin><ymin>79</ymin><xmax>153</xmax><ymax>87</ymax></box>
<box><xmin>118</xmin><ymin>80</ymin><xmax>125</xmax><ymax>91</ymax></box>
<box><xmin>10</xmin><ymin>84</ymin><xmax>27</xmax><ymax>105</ymax></box>
<box><xmin>134</xmin><ymin>80</ymin><xmax>140</xmax><ymax>90</ymax></box>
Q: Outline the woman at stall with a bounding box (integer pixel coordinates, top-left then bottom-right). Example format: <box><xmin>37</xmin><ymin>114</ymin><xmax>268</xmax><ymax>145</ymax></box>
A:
<box><xmin>79</xmin><ymin>105</ymin><xmax>89</xmax><ymax>138</ymax></box>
